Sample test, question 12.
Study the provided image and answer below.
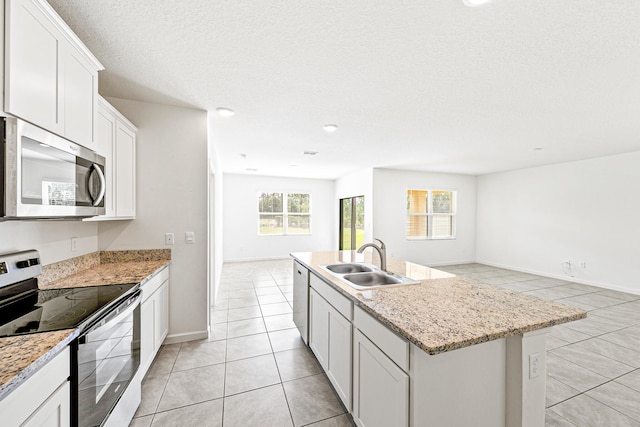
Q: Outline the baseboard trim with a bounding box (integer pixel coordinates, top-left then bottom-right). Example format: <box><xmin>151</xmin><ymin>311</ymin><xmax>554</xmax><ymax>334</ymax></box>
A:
<box><xmin>476</xmin><ymin>260</ymin><xmax>640</xmax><ymax>296</ymax></box>
<box><xmin>164</xmin><ymin>330</ymin><xmax>208</xmax><ymax>344</ymax></box>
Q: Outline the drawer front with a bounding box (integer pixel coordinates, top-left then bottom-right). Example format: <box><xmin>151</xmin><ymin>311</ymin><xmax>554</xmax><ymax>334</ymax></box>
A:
<box><xmin>310</xmin><ymin>273</ymin><xmax>352</xmax><ymax>320</ymax></box>
<box><xmin>354</xmin><ymin>305</ymin><xmax>409</xmax><ymax>371</ymax></box>
<box><xmin>141</xmin><ymin>266</ymin><xmax>169</xmax><ymax>302</ymax></box>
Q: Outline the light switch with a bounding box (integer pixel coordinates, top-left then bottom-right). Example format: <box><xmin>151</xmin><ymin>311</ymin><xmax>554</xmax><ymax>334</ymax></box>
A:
<box><xmin>185</xmin><ymin>232</ymin><xmax>195</xmax><ymax>244</ymax></box>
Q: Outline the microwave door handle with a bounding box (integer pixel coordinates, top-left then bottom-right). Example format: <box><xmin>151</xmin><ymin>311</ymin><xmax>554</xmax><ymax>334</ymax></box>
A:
<box><xmin>91</xmin><ymin>164</ymin><xmax>106</xmax><ymax>207</ymax></box>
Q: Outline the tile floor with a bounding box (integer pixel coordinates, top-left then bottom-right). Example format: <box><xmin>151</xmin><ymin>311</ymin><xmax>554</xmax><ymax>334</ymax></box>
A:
<box><xmin>129</xmin><ymin>259</ymin><xmax>353</xmax><ymax>427</ymax></box>
<box><xmin>129</xmin><ymin>260</ymin><xmax>640</xmax><ymax>427</ymax></box>
<box><xmin>437</xmin><ymin>263</ymin><xmax>640</xmax><ymax>427</ymax></box>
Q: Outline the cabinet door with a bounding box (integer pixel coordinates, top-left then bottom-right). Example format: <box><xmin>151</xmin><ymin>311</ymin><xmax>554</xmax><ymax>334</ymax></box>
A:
<box><xmin>62</xmin><ymin>47</ymin><xmax>97</xmax><ymax>149</ymax></box>
<box><xmin>95</xmin><ymin>106</ymin><xmax>116</xmax><ymax>218</ymax></box>
<box><xmin>353</xmin><ymin>330</ymin><xmax>409</xmax><ymax>427</ymax></box>
<box><xmin>328</xmin><ymin>307</ymin><xmax>352</xmax><ymax>411</ymax></box>
<box><xmin>154</xmin><ymin>281</ymin><xmax>169</xmax><ymax>352</ymax></box>
<box><xmin>309</xmin><ymin>288</ymin><xmax>329</xmax><ymax>370</ymax></box>
<box><xmin>115</xmin><ymin>122</ymin><xmax>136</xmax><ymax>218</ymax></box>
<box><xmin>5</xmin><ymin>0</ymin><xmax>62</xmax><ymax>134</ymax></box>
<box><xmin>22</xmin><ymin>382</ymin><xmax>71</xmax><ymax>427</ymax></box>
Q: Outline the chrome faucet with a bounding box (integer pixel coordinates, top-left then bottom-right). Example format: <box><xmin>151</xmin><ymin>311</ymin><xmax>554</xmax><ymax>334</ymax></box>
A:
<box><xmin>357</xmin><ymin>239</ymin><xmax>387</xmax><ymax>272</ymax></box>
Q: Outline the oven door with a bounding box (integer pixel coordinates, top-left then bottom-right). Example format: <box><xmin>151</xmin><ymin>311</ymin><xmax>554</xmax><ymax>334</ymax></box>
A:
<box><xmin>74</xmin><ymin>290</ymin><xmax>141</xmax><ymax>427</ymax></box>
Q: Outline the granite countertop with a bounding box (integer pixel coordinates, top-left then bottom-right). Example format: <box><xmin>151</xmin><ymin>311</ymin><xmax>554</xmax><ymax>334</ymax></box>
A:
<box><xmin>291</xmin><ymin>251</ymin><xmax>587</xmax><ymax>355</ymax></box>
<box><xmin>0</xmin><ymin>250</ymin><xmax>171</xmax><ymax>401</ymax></box>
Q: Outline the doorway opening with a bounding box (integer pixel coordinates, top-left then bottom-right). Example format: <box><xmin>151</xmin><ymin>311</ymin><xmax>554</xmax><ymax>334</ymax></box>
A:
<box><xmin>339</xmin><ymin>196</ymin><xmax>365</xmax><ymax>250</ymax></box>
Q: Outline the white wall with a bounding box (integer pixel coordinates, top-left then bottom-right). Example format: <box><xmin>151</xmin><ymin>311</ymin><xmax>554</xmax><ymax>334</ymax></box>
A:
<box><xmin>372</xmin><ymin>168</ymin><xmax>477</xmax><ymax>266</ymax></box>
<box><xmin>476</xmin><ymin>151</ymin><xmax>640</xmax><ymax>293</ymax></box>
<box><xmin>0</xmin><ymin>221</ymin><xmax>98</xmax><ymax>264</ymax></box>
<box><xmin>223</xmin><ymin>173</ymin><xmax>334</xmax><ymax>261</ymax></box>
<box><xmin>334</xmin><ymin>168</ymin><xmax>374</xmax><ymax>246</ymax></box>
<box><xmin>98</xmin><ymin>98</ymin><xmax>209</xmax><ymax>343</ymax></box>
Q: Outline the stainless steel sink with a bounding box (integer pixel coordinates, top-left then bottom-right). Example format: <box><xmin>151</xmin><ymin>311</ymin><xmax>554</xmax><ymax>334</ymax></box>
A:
<box><xmin>343</xmin><ymin>272</ymin><xmax>402</xmax><ymax>286</ymax></box>
<box><xmin>325</xmin><ymin>263</ymin><xmax>373</xmax><ymax>274</ymax></box>
<box><xmin>320</xmin><ymin>263</ymin><xmax>419</xmax><ymax>290</ymax></box>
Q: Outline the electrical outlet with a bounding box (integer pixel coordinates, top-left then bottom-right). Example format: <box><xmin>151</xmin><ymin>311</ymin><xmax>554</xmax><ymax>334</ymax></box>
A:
<box><xmin>529</xmin><ymin>353</ymin><xmax>540</xmax><ymax>379</ymax></box>
<box><xmin>165</xmin><ymin>233</ymin><xmax>175</xmax><ymax>245</ymax></box>
<box><xmin>580</xmin><ymin>261</ymin><xmax>587</xmax><ymax>268</ymax></box>
<box><xmin>185</xmin><ymin>232</ymin><xmax>195</xmax><ymax>244</ymax></box>
<box><xmin>71</xmin><ymin>238</ymin><xmax>78</xmax><ymax>252</ymax></box>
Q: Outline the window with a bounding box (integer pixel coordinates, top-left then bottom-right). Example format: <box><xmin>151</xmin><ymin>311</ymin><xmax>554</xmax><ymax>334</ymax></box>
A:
<box><xmin>406</xmin><ymin>189</ymin><xmax>456</xmax><ymax>239</ymax></box>
<box><xmin>258</xmin><ymin>192</ymin><xmax>311</xmax><ymax>235</ymax></box>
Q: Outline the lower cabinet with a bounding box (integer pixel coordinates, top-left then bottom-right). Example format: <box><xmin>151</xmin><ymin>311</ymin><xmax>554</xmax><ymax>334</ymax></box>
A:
<box><xmin>0</xmin><ymin>347</ymin><xmax>71</xmax><ymax>427</ymax></box>
<box><xmin>140</xmin><ymin>267</ymin><xmax>170</xmax><ymax>377</ymax></box>
<box><xmin>309</xmin><ymin>287</ymin><xmax>352</xmax><ymax>411</ymax></box>
<box><xmin>352</xmin><ymin>329</ymin><xmax>409</xmax><ymax>427</ymax></box>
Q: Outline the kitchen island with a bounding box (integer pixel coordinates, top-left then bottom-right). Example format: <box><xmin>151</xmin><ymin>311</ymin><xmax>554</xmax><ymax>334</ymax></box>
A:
<box><xmin>291</xmin><ymin>251</ymin><xmax>586</xmax><ymax>427</ymax></box>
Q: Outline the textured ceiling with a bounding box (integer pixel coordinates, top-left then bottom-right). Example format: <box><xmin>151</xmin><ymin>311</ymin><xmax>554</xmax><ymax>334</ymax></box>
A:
<box><xmin>48</xmin><ymin>0</ymin><xmax>640</xmax><ymax>179</ymax></box>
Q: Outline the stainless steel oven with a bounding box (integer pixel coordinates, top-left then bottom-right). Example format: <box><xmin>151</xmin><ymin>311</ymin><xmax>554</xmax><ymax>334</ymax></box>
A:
<box><xmin>73</xmin><ymin>290</ymin><xmax>141</xmax><ymax>427</ymax></box>
<box><xmin>1</xmin><ymin>116</ymin><xmax>106</xmax><ymax>219</ymax></box>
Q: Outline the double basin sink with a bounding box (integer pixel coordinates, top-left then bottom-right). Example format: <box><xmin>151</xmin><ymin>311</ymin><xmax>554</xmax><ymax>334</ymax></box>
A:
<box><xmin>320</xmin><ymin>262</ymin><xmax>419</xmax><ymax>290</ymax></box>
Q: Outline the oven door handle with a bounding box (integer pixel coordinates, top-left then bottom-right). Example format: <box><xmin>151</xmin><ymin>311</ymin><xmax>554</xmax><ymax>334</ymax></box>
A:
<box><xmin>81</xmin><ymin>290</ymin><xmax>141</xmax><ymax>343</ymax></box>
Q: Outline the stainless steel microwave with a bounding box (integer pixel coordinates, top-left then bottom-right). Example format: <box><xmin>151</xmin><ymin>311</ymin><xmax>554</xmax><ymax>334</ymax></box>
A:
<box><xmin>1</xmin><ymin>116</ymin><xmax>106</xmax><ymax>219</ymax></box>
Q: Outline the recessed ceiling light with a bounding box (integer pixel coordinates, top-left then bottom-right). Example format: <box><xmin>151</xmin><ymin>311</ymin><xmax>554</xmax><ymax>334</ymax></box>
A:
<box><xmin>323</xmin><ymin>124</ymin><xmax>338</xmax><ymax>133</ymax></box>
<box><xmin>532</xmin><ymin>147</ymin><xmax>544</xmax><ymax>151</ymax></box>
<box><xmin>303</xmin><ymin>151</ymin><xmax>319</xmax><ymax>156</ymax></box>
<box><xmin>290</xmin><ymin>164</ymin><xmax>299</xmax><ymax>167</ymax></box>
<box><xmin>216</xmin><ymin>107</ymin><xmax>235</xmax><ymax>117</ymax></box>
<box><xmin>463</xmin><ymin>0</ymin><xmax>491</xmax><ymax>6</ymax></box>
<box><xmin>240</xmin><ymin>153</ymin><xmax>247</xmax><ymax>158</ymax></box>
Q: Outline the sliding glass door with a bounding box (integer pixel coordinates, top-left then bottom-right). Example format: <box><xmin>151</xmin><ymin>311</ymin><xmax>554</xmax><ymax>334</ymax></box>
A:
<box><xmin>339</xmin><ymin>196</ymin><xmax>365</xmax><ymax>250</ymax></box>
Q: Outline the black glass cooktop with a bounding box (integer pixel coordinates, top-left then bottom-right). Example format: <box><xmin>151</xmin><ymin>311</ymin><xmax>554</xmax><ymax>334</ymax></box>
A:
<box><xmin>0</xmin><ymin>283</ymin><xmax>138</xmax><ymax>338</ymax></box>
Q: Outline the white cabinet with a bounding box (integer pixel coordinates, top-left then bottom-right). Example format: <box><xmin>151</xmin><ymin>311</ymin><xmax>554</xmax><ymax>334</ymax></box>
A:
<box><xmin>140</xmin><ymin>267</ymin><xmax>170</xmax><ymax>377</ymax></box>
<box><xmin>22</xmin><ymin>382</ymin><xmax>71</xmax><ymax>427</ymax></box>
<box><xmin>115</xmin><ymin>120</ymin><xmax>136</xmax><ymax>218</ymax></box>
<box><xmin>4</xmin><ymin>0</ymin><xmax>103</xmax><ymax>149</ymax></box>
<box><xmin>308</xmin><ymin>285</ymin><xmax>352</xmax><ymax>411</ymax></box>
<box><xmin>352</xmin><ymin>329</ymin><xmax>409</xmax><ymax>427</ymax></box>
<box><xmin>88</xmin><ymin>96</ymin><xmax>137</xmax><ymax>220</ymax></box>
<box><xmin>0</xmin><ymin>347</ymin><xmax>70</xmax><ymax>427</ymax></box>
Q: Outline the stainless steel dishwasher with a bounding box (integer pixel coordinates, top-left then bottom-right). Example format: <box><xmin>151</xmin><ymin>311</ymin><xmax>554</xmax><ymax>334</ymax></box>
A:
<box><xmin>292</xmin><ymin>260</ymin><xmax>310</xmax><ymax>344</ymax></box>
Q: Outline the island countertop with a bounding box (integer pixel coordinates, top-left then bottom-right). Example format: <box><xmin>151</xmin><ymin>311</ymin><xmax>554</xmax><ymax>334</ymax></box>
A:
<box><xmin>0</xmin><ymin>250</ymin><xmax>171</xmax><ymax>401</ymax></box>
<box><xmin>291</xmin><ymin>251</ymin><xmax>586</xmax><ymax>355</ymax></box>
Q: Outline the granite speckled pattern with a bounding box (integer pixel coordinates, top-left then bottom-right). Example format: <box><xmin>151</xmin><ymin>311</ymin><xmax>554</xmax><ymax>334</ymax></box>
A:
<box><xmin>0</xmin><ymin>329</ymin><xmax>78</xmax><ymax>400</ymax></box>
<box><xmin>39</xmin><ymin>249</ymin><xmax>171</xmax><ymax>287</ymax></box>
<box><xmin>0</xmin><ymin>249</ymin><xmax>171</xmax><ymax>401</ymax></box>
<box><xmin>39</xmin><ymin>260</ymin><xmax>170</xmax><ymax>289</ymax></box>
<box><xmin>291</xmin><ymin>251</ymin><xmax>587</xmax><ymax>355</ymax></box>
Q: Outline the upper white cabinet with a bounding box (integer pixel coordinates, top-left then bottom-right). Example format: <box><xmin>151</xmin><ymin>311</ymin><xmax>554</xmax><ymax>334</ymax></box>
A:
<box><xmin>88</xmin><ymin>96</ymin><xmax>137</xmax><ymax>220</ymax></box>
<box><xmin>4</xmin><ymin>0</ymin><xmax>103</xmax><ymax>150</ymax></box>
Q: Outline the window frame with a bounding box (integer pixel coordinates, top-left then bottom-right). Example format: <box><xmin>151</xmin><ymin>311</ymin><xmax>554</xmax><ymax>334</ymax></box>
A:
<box><xmin>406</xmin><ymin>188</ymin><xmax>457</xmax><ymax>240</ymax></box>
<box><xmin>258</xmin><ymin>192</ymin><xmax>312</xmax><ymax>236</ymax></box>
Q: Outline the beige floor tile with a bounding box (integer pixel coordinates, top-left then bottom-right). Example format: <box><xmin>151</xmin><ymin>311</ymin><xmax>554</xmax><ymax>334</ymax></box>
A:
<box><xmin>275</xmin><ymin>347</ymin><xmax>322</xmax><ymax>382</ymax></box>
<box><xmin>224</xmin><ymin>354</ymin><xmax>281</xmax><ymax>396</ymax></box>
<box><xmin>227</xmin><ymin>317</ymin><xmax>266</xmax><ymax>338</ymax></box>
<box><xmin>226</xmin><ymin>333</ymin><xmax>273</xmax><ymax>361</ymax></box>
<box><xmin>223</xmin><ymin>384</ymin><xmax>293</xmax><ymax>427</ymax></box>
<box><xmin>156</xmin><ymin>364</ymin><xmax>225</xmax><ymax>412</ymax></box>
<box><xmin>172</xmin><ymin>339</ymin><xmax>226</xmax><ymax>372</ymax></box>
<box><xmin>264</xmin><ymin>313</ymin><xmax>296</xmax><ymax>332</ymax></box>
<box><xmin>151</xmin><ymin>399</ymin><xmax>223</xmax><ymax>427</ymax></box>
<box><xmin>283</xmin><ymin>374</ymin><xmax>346</xmax><ymax>426</ymax></box>
<box><xmin>269</xmin><ymin>328</ymin><xmax>305</xmax><ymax>352</ymax></box>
